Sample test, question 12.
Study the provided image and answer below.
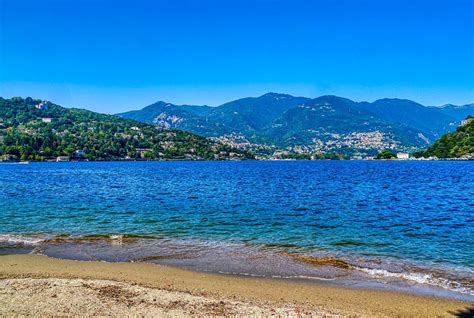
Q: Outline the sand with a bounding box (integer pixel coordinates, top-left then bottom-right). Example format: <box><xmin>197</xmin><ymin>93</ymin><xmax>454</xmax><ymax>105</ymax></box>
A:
<box><xmin>0</xmin><ymin>278</ymin><xmax>330</xmax><ymax>317</ymax></box>
<box><xmin>0</xmin><ymin>254</ymin><xmax>472</xmax><ymax>317</ymax></box>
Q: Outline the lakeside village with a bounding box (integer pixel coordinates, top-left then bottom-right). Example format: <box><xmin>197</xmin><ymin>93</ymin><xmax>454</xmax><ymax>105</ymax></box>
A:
<box><xmin>1</xmin><ymin>147</ymin><xmax>472</xmax><ymax>163</ymax></box>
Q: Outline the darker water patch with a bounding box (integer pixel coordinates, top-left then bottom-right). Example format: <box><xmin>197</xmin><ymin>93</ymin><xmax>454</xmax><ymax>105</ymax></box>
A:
<box><xmin>313</xmin><ymin>224</ymin><xmax>337</xmax><ymax>229</ymax></box>
<box><xmin>333</xmin><ymin>240</ymin><xmax>365</xmax><ymax>247</ymax></box>
<box><xmin>293</xmin><ymin>207</ymin><xmax>310</xmax><ymax>211</ymax></box>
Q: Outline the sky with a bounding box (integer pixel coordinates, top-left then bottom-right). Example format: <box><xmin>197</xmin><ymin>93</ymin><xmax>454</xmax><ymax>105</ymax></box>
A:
<box><xmin>0</xmin><ymin>0</ymin><xmax>473</xmax><ymax>113</ymax></box>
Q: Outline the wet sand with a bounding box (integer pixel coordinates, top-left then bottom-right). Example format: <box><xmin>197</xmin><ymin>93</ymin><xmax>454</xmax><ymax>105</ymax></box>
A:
<box><xmin>0</xmin><ymin>254</ymin><xmax>472</xmax><ymax>317</ymax></box>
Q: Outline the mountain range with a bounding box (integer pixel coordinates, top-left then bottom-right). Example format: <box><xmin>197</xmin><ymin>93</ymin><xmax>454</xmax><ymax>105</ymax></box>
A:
<box><xmin>118</xmin><ymin>93</ymin><xmax>474</xmax><ymax>156</ymax></box>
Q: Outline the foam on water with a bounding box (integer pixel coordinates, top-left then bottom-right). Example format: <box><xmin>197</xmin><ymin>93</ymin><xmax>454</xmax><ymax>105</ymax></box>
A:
<box><xmin>355</xmin><ymin>267</ymin><xmax>474</xmax><ymax>296</ymax></box>
<box><xmin>0</xmin><ymin>234</ymin><xmax>46</xmax><ymax>246</ymax></box>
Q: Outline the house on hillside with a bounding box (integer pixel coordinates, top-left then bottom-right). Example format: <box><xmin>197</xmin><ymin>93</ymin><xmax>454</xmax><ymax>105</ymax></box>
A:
<box><xmin>35</xmin><ymin>101</ymin><xmax>49</xmax><ymax>110</ymax></box>
<box><xmin>460</xmin><ymin>117</ymin><xmax>473</xmax><ymax>126</ymax></box>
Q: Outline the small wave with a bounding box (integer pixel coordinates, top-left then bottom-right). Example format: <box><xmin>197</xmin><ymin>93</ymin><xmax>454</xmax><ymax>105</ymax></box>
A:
<box><xmin>0</xmin><ymin>234</ymin><xmax>45</xmax><ymax>246</ymax></box>
<box><xmin>284</xmin><ymin>251</ymin><xmax>473</xmax><ymax>295</ymax></box>
<box><xmin>356</xmin><ymin>267</ymin><xmax>474</xmax><ymax>296</ymax></box>
<box><xmin>44</xmin><ymin>234</ymin><xmax>155</xmax><ymax>244</ymax></box>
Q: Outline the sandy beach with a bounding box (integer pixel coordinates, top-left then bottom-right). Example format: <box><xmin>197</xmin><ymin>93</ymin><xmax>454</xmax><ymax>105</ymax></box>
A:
<box><xmin>0</xmin><ymin>254</ymin><xmax>472</xmax><ymax>317</ymax></box>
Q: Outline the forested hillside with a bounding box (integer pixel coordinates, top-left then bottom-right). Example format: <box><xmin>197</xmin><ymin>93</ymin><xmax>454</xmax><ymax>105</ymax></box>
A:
<box><xmin>0</xmin><ymin>97</ymin><xmax>253</xmax><ymax>161</ymax></box>
<box><xmin>423</xmin><ymin>116</ymin><xmax>474</xmax><ymax>158</ymax></box>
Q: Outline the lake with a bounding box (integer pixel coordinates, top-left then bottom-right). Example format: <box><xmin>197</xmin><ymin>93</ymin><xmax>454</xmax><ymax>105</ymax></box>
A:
<box><xmin>1</xmin><ymin>161</ymin><xmax>473</xmax><ymax>300</ymax></box>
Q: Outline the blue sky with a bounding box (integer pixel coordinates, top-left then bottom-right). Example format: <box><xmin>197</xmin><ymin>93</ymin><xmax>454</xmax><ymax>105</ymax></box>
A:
<box><xmin>1</xmin><ymin>0</ymin><xmax>473</xmax><ymax>113</ymax></box>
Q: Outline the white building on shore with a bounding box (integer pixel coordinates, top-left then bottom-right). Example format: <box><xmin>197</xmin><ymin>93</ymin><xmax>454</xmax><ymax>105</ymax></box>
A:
<box><xmin>397</xmin><ymin>153</ymin><xmax>409</xmax><ymax>160</ymax></box>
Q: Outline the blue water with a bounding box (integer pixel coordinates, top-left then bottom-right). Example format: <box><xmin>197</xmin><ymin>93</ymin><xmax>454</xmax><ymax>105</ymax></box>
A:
<box><xmin>1</xmin><ymin>161</ymin><xmax>473</xmax><ymax>299</ymax></box>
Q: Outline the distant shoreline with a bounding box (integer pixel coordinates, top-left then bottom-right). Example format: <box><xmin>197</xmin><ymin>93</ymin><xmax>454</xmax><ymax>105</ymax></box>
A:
<box><xmin>1</xmin><ymin>158</ymin><xmax>473</xmax><ymax>164</ymax></box>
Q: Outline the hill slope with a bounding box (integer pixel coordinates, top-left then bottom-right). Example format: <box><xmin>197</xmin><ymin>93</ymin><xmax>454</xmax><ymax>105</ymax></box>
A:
<box><xmin>423</xmin><ymin>116</ymin><xmax>474</xmax><ymax>158</ymax></box>
<box><xmin>0</xmin><ymin>97</ymin><xmax>252</xmax><ymax>161</ymax></box>
<box><xmin>355</xmin><ymin>98</ymin><xmax>456</xmax><ymax>139</ymax></box>
<box><xmin>263</xmin><ymin>96</ymin><xmax>428</xmax><ymax>151</ymax></box>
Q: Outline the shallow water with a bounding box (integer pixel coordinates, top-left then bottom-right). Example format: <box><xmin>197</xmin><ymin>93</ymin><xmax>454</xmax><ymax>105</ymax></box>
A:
<box><xmin>1</xmin><ymin>161</ymin><xmax>473</xmax><ymax>300</ymax></box>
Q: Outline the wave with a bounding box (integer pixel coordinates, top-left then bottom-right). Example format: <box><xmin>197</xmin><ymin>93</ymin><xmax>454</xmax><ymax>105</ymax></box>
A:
<box><xmin>355</xmin><ymin>267</ymin><xmax>474</xmax><ymax>296</ymax></box>
<box><xmin>0</xmin><ymin>234</ymin><xmax>46</xmax><ymax>246</ymax></box>
<box><xmin>285</xmin><ymin>252</ymin><xmax>473</xmax><ymax>296</ymax></box>
<box><xmin>43</xmin><ymin>234</ymin><xmax>154</xmax><ymax>244</ymax></box>
<box><xmin>0</xmin><ymin>233</ymin><xmax>155</xmax><ymax>246</ymax></box>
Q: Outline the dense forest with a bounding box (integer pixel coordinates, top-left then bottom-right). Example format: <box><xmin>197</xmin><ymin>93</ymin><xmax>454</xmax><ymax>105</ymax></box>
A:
<box><xmin>422</xmin><ymin>116</ymin><xmax>473</xmax><ymax>158</ymax></box>
<box><xmin>0</xmin><ymin>97</ymin><xmax>253</xmax><ymax>161</ymax></box>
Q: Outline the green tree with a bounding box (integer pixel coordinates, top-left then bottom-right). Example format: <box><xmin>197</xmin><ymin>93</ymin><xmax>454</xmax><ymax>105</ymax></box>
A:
<box><xmin>376</xmin><ymin>150</ymin><xmax>396</xmax><ymax>159</ymax></box>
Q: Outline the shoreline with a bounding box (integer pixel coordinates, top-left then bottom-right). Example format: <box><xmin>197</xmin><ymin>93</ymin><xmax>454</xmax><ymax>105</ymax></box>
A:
<box><xmin>0</xmin><ymin>254</ymin><xmax>472</xmax><ymax>316</ymax></box>
<box><xmin>1</xmin><ymin>158</ymin><xmax>474</xmax><ymax>163</ymax></box>
<box><xmin>2</xmin><ymin>233</ymin><xmax>473</xmax><ymax>301</ymax></box>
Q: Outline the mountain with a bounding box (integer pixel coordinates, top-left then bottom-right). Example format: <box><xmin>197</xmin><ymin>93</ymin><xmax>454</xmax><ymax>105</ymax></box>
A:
<box><xmin>0</xmin><ymin>97</ymin><xmax>253</xmax><ymax>161</ymax></box>
<box><xmin>355</xmin><ymin>98</ymin><xmax>457</xmax><ymax>140</ymax></box>
<box><xmin>117</xmin><ymin>93</ymin><xmax>311</xmax><ymax>139</ymax></box>
<box><xmin>422</xmin><ymin>116</ymin><xmax>474</xmax><ymax>158</ymax></box>
<box><xmin>118</xmin><ymin>101</ymin><xmax>213</xmax><ymax>124</ymax></box>
<box><xmin>263</xmin><ymin>96</ymin><xmax>428</xmax><ymax>150</ymax></box>
<box><xmin>436</xmin><ymin>103</ymin><xmax>474</xmax><ymax>120</ymax></box>
<box><xmin>209</xmin><ymin>93</ymin><xmax>311</xmax><ymax>132</ymax></box>
<box><xmin>117</xmin><ymin>93</ymin><xmax>474</xmax><ymax>155</ymax></box>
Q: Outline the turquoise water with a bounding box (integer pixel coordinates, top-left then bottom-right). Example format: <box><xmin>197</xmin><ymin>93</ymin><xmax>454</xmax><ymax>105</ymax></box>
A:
<box><xmin>1</xmin><ymin>161</ymin><xmax>473</xmax><ymax>299</ymax></box>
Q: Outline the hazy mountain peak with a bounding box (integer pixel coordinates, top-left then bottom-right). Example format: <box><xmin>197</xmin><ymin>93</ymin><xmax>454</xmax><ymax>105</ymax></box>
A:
<box><xmin>311</xmin><ymin>95</ymin><xmax>355</xmax><ymax>105</ymax></box>
<box><xmin>441</xmin><ymin>103</ymin><xmax>474</xmax><ymax>108</ymax></box>
<box><xmin>373</xmin><ymin>98</ymin><xmax>422</xmax><ymax>105</ymax></box>
<box><xmin>260</xmin><ymin>92</ymin><xmax>294</xmax><ymax>99</ymax></box>
<box><xmin>144</xmin><ymin>101</ymin><xmax>171</xmax><ymax>109</ymax></box>
<box><xmin>440</xmin><ymin>103</ymin><xmax>458</xmax><ymax>108</ymax></box>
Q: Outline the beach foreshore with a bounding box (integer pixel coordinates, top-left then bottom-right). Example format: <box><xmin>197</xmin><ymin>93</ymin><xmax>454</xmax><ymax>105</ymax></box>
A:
<box><xmin>0</xmin><ymin>254</ymin><xmax>472</xmax><ymax>317</ymax></box>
